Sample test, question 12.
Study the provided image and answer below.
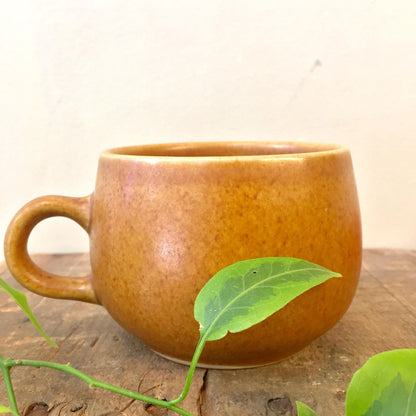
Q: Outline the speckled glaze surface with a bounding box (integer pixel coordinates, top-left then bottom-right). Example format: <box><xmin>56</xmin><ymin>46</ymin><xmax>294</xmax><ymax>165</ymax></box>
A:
<box><xmin>4</xmin><ymin>142</ymin><xmax>362</xmax><ymax>367</ymax></box>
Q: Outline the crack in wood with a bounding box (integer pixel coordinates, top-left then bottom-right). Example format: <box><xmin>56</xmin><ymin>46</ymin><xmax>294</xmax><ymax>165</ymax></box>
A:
<box><xmin>196</xmin><ymin>369</ymin><xmax>209</xmax><ymax>416</ymax></box>
<box><xmin>143</xmin><ymin>402</ymin><xmax>168</xmax><ymax>415</ymax></box>
<box><xmin>89</xmin><ymin>336</ymin><xmax>100</xmax><ymax>348</ymax></box>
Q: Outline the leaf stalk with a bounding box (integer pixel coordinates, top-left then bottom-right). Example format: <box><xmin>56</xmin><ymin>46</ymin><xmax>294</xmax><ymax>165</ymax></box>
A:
<box><xmin>168</xmin><ymin>334</ymin><xmax>208</xmax><ymax>405</ymax></box>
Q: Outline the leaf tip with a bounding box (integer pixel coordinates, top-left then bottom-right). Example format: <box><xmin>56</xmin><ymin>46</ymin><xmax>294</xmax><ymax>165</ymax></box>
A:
<box><xmin>50</xmin><ymin>340</ymin><xmax>59</xmax><ymax>349</ymax></box>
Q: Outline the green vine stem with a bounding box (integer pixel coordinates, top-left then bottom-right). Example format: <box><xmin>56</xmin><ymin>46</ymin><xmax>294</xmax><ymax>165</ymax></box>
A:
<box><xmin>0</xmin><ymin>355</ymin><xmax>19</xmax><ymax>416</ymax></box>
<box><xmin>0</xmin><ymin>356</ymin><xmax>194</xmax><ymax>416</ymax></box>
<box><xmin>168</xmin><ymin>334</ymin><xmax>207</xmax><ymax>405</ymax></box>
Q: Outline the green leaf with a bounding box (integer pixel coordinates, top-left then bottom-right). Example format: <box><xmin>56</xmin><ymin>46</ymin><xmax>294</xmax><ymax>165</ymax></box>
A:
<box><xmin>346</xmin><ymin>349</ymin><xmax>416</xmax><ymax>416</ymax></box>
<box><xmin>0</xmin><ymin>278</ymin><xmax>57</xmax><ymax>348</ymax></box>
<box><xmin>0</xmin><ymin>405</ymin><xmax>17</xmax><ymax>416</ymax></box>
<box><xmin>296</xmin><ymin>401</ymin><xmax>320</xmax><ymax>416</ymax></box>
<box><xmin>194</xmin><ymin>257</ymin><xmax>341</xmax><ymax>341</ymax></box>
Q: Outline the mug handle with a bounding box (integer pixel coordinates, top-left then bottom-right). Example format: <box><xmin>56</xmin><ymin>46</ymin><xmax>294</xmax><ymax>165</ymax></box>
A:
<box><xmin>3</xmin><ymin>195</ymin><xmax>98</xmax><ymax>304</ymax></box>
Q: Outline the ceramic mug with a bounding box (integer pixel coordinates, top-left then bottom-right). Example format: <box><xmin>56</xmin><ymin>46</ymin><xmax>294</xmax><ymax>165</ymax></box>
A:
<box><xmin>4</xmin><ymin>142</ymin><xmax>362</xmax><ymax>367</ymax></box>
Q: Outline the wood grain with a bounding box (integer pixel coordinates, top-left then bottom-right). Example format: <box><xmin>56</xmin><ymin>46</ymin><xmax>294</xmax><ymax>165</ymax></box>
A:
<box><xmin>1</xmin><ymin>249</ymin><xmax>415</xmax><ymax>415</ymax></box>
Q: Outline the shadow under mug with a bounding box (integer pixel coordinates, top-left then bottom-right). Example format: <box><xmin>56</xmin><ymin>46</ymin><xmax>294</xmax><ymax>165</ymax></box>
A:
<box><xmin>4</xmin><ymin>141</ymin><xmax>362</xmax><ymax>367</ymax></box>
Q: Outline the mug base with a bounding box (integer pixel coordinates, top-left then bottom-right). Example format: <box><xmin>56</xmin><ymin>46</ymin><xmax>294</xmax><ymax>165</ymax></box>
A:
<box><xmin>152</xmin><ymin>350</ymin><xmax>274</xmax><ymax>370</ymax></box>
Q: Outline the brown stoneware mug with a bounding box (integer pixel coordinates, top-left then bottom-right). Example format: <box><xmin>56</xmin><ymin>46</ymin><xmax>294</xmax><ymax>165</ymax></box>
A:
<box><xmin>4</xmin><ymin>141</ymin><xmax>362</xmax><ymax>367</ymax></box>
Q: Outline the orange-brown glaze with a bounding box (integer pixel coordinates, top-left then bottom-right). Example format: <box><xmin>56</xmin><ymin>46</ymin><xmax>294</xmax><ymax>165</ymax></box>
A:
<box><xmin>89</xmin><ymin>142</ymin><xmax>361</xmax><ymax>366</ymax></box>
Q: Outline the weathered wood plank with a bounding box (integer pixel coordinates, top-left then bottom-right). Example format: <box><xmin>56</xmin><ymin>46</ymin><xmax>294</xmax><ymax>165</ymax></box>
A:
<box><xmin>1</xmin><ymin>250</ymin><xmax>415</xmax><ymax>416</ymax></box>
<box><xmin>362</xmin><ymin>248</ymin><xmax>416</xmax><ymax>317</ymax></box>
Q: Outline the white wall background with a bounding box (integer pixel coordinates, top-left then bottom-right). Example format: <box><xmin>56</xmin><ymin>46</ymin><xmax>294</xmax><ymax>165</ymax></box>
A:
<box><xmin>1</xmin><ymin>1</ymin><xmax>415</xmax><ymax>259</ymax></box>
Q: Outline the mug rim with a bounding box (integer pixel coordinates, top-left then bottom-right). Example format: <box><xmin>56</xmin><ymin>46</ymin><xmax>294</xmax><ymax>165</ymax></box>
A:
<box><xmin>101</xmin><ymin>141</ymin><xmax>348</xmax><ymax>160</ymax></box>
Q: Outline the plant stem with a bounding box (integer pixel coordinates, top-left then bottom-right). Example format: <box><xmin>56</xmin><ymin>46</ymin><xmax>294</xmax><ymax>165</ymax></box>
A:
<box><xmin>168</xmin><ymin>334</ymin><xmax>207</xmax><ymax>405</ymax></box>
<box><xmin>0</xmin><ymin>355</ymin><xmax>19</xmax><ymax>416</ymax></box>
<box><xmin>0</xmin><ymin>357</ymin><xmax>194</xmax><ymax>416</ymax></box>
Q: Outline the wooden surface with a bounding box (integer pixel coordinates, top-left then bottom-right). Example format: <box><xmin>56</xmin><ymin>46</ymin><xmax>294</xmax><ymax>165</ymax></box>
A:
<box><xmin>1</xmin><ymin>249</ymin><xmax>415</xmax><ymax>416</ymax></box>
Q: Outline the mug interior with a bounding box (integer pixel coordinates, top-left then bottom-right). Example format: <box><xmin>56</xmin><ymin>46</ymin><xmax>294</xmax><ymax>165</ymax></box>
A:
<box><xmin>106</xmin><ymin>142</ymin><xmax>344</xmax><ymax>158</ymax></box>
